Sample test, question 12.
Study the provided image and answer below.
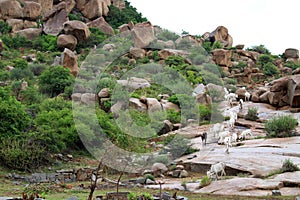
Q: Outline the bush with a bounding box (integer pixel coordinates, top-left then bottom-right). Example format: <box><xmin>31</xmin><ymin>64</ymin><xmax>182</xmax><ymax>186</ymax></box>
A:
<box><xmin>29</xmin><ymin>63</ymin><xmax>47</xmax><ymax>76</ymax></box>
<box><xmin>224</xmin><ymin>77</ymin><xmax>237</xmax><ymax>85</ymax></box>
<box><xmin>76</xmin><ymin>28</ymin><xmax>108</xmax><ymax>50</ymax></box>
<box><xmin>0</xmin><ymin>137</ymin><xmax>48</xmax><ymax>171</ymax></box>
<box><xmin>284</xmin><ymin>61</ymin><xmax>300</xmax><ymax>70</ymax></box>
<box><xmin>247</xmin><ymin>45</ymin><xmax>271</xmax><ymax>54</ymax></box>
<box><xmin>281</xmin><ymin>159</ymin><xmax>299</xmax><ymax>173</ymax></box>
<box><xmin>200</xmin><ymin>176</ymin><xmax>211</xmax><ymax>187</ymax></box>
<box><xmin>32</xmin><ymin>34</ymin><xmax>58</xmax><ymax>52</ymax></box>
<box><xmin>156</xmin><ymin>29</ymin><xmax>180</xmax><ymax>41</ymax></box>
<box><xmin>245</xmin><ymin>107</ymin><xmax>259</xmax><ymax>121</ymax></box>
<box><xmin>263</xmin><ymin>62</ymin><xmax>279</xmax><ymax>76</ymax></box>
<box><xmin>1</xmin><ymin>34</ymin><xmax>32</xmax><ymax>49</ymax></box>
<box><xmin>0</xmin><ymin>20</ymin><xmax>12</xmax><ymax>34</ymax></box>
<box><xmin>13</xmin><ymin>58</ymin><xmax>28</xmax><ymax>69</ymax></box>
<box><xmin>166</xmin><ymin>109</ymin><xmax>181</xmax><ymax>124</ymax></box>
<box><xmin>265</xmin><ymin>115</ymin><xmax>298</xmax><ymax>137</ymax></box>
<box><xmin>257</xmin><ymin>54</ymin><xmax>274</xmax><ymax>67</ymax></box>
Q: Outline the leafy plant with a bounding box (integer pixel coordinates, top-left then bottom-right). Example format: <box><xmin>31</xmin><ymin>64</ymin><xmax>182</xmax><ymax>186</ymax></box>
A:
<box><xmin>245</xmin><ymin>107</ymin><xmax>259</xmax><ymax>121</ymax></box>
<box><xmin>284</xmin><ymin>61</ymin><xmax>300</xmax><ymax>70</ymax></box>
<box><xmin>200</xmin><ymin>176</ymin><xmax>211</xmax><ymax>187</ymax></box>
<box><xmin>0</xmin><ymin>21</ymin><xmax>12</xmax><ymax>34</ymax></box>
<box><xmin>281</xmin><ymin>159</ymin><xmax>300</xmax><ymax>173</ymax></box>
<box><xmin>247</xmin><ymin>44</ymin><xmax>271</xmax><ymax>54</ymax></box>
<box><xmin>265</xmin><ymin>115</ymin><xmax>298</xmax><ymax>138</ymax></box>
<box><xmin>263</xmin><ymin>62</ymin><xmax>279</xmax><ymax>76</ymax></box>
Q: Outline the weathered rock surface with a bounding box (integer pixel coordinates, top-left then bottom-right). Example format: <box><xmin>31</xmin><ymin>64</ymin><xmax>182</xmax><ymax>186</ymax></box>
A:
<box><xmin>131</xmin><ymin>22</ymin><xmax>156</xmax><ymax>48</ymax></box>
<box><xmin>0</xmin><ymin>0</ymin><xmax>23</xmax><ymax>19</ymax></box>
<box><xmin>87</xmin><ymin>17</ymin><xmax>114</xmax><ymax>35</ymax></box>
<box><xmin>43</xmin><ymin>2</ymin><xmax>68</xmax><ymax>35</ymax></box>
<box><xmin>63</xmin><ymin>20</ymin><xmax>90</xmax><ymax>42</ymax></box>
<box><xmin>209</xmin><ymin>26</ymin><xmax>233</xmax><ymax>48</ymax></box>
<box><xmin>117</xmin><ymin>77</ymin><xmax>150</xmax><ymax>91</ymax></box>
<box><xmin>23</xmin><ymin>1</ymin><xmax>42</xmax><ymax>20</ymax></box>
<box><xmin>61</xmin><ymin>48</ymin><xmax>78</xmax><ymax>76</ymax></box>
<box><xmin>212</xmin><ymin>49</ymin><xmax>232</xmax><ymax>68</ymax></box>
<box><xmin>129</xmin><ymin>98</ymin><xmax>147</xmax><ymax>112</ymax></box>
<box><xmin>80</xmin><ymin>0</ymin><xmax>110</xmax><ymax>19</ymax></box>
<box><xmin>15</xmin><ymin>28</ymin><xmax>42</xmax><ymax>40</ymax></box>
<box><xmin>57</xmin><ymin>34</ymin><xmax>77</xmax><ymax>50</ymax></box>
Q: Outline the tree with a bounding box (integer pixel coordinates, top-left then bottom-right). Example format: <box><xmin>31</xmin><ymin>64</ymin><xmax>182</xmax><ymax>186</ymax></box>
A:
<box><xmin>0</xmin><ymin>87</ymin><xmax>31</xmax><ymax>138</ymax></box>
<box><xmin>38</xmin><ymin>66</ymin><xmax>74</xmax><ymax>97</ymax></box>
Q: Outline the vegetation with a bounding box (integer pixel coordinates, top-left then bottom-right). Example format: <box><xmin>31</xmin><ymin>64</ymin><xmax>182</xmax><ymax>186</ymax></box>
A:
<box><xmin>268</xmin><ymin>159</ymin><xmax>300</xmax><ymax>177</ymax></box>
<box><xmin>245</xmin><ymin>107</ymin><xmax>259</xmax><ymax>121</ymax></box>
<box><xmin>265</xmin><ymin>115</ymin><xmax>298</xmax><ymax>138</ymax></box>
<box><xmin>200</xmin><ymin>176</ymin><xmax>211</xmax><ymax>187</ymax></box>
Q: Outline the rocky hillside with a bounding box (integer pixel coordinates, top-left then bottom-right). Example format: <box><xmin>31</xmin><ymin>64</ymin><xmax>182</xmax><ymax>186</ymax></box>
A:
<box><xmin>0</xmin><ymin>0</ymin><xmax>300</xmax><ymax>173</ymax></box>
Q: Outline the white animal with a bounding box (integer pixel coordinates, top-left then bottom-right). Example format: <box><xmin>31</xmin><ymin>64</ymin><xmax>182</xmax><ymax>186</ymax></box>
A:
<box><xmin>239</xmin><ymin>129</ymin><xmax>253</xmax><ymax>140</ymax></box>
<box><xmin>227</xmin><ymin>117</ymin><xmax>235</xmax><ymax>128</ymax></box>
<box><xmin>229</xmin><ymin>111</ymin><xmax>238</xmax><ymax>120</ymax></box>
<box><xmin>245</xmin><ymin>91</ymin><xmax>251</xmax><ymax>101</ymax></box>
<box><xmin>218</xmin><ymin>130</ymin><xmax>230</xmax><ymax>143</ymax></box>
<box><xmin>223</xmin><ymin>87</ymin><xmax>229</xmax><ymax>99</ymax></box>
<box><xmin>226</xmin><ymin>93</ymin><xmax>238</xmax><ymax>101</ymax></box>
<box><xmin>210</xmin><ymin>123</ymin><xmax>224</xmax><ymax>138</ymax></box>
<box><xmin>231</xmin><ymin>132</ymin><xmax>238</xmax><ymax>143</ymax></box>
<box><xmin>239</xmin><ymin>99</ymin><xmax>244</xmax><ymax>110</ymax></box>
<box><xmin>224</xmin><ymin>136</ymin><xmax>232</xmax><ymax>154</ymax></box>
<box><xmin>207</xmin><ymin>162</ymin><xmax>226</xmax><ymax>180</ymax></box>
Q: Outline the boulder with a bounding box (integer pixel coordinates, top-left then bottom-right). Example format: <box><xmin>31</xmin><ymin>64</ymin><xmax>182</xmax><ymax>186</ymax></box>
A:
<box><xmin>6</xmin><ymin>19</ymin><xmax>23</xmax><ymax>32</ymax></box>
<box><xmin>175</xmin><ymin>35</ymin><xmax>202</xmax><ymax>48</ymax></box>
<box><xmin>71</xmin><ymin>93</ymin><xmax>82</xmax><ymax>101</ymax></box>
<box><xmin>259</xmin><ymin>91</ymin><xmax>270</xmax><ymax>103</ymax></box>
<box><xmin>81</xmin><ymin>93</ymin><xmax>96</xmax><ymax>104</ymax></box>
<box><xmin>146</xmin><ymin>98</ymin><xmax>162</xmax><ymax>112</ymax></box>
<box><xmin>61</xmin><ymin>48</ymin><xmax>78</xmax><ymax>76</ymax></box>
<box><xmin>98</xmin><ymin>88</ymin><xmax>110</xmax><ymax>98</ymax></box>
<box><xmin>180</xmin><ymin>170</ymin><xmax>189</xmax><ymax>178</ymax></box>
<box><xmin>23</xmin><ymin>1</ymin><xmax>42</xmax><ymax>20</ymax></box>
<box><xmin>15</xmin><ymin>28</ymin><xmax>42</xmax><ymax>40</ymax></box>
<box><xmin>23</xmin><ymin>20</ymin><xmax>38</xmax><ymax>29</ymax></box>
<box><xmin>63</xmin><ymin>20</ymin><xmax>90</xmax><ymax>42</ymax></box>
<box><xmin>235</xmin><ymin>44</ymin><xmax>244</xmax><ymax>50</ymax></box>
<box><xmin>129</xmin><ymin>98</ymin><xmax>147</xmax><ymax>112</ymax></box>
<box><xmin>156</xmin><ymin>40</ymin><xmax>175</xmax><ymax>49</ymax></box>
<box><xmin>41</xmin><ymin>0</ymin><xmax>53</xmax><ymax>15</ymax></box>
<box><xmin>235</xmin><ymin>88</ymin><xmax>247</xmax><ymax>99</ymax></box>
<box><xmin>80</xmin><ymin>0</ymin><xmax>110</xmax><ymax>19</ymax></box>
<box><xmin>57</xmin><ymin>34</ymin><xmax>77</xmax><ymax>51</ymax></box>
<box><xmin>87</xmin><ymin>17</ymin><xmax>114</xmax><ymax>35</ymax></box>
<box><xmin>209</xmin><ymin>26</ymin><xmax>233</xmax><ymax>48</ymax></box>
<box><xmin>43</xmin><ymin>2</ymin><xmax>68</xmax><ymax>36</ymax></box>
<box><xmin>196</xmin><ymin>93</ymin><xmax>212</xmax><ymax>106</ymax></box>
<box><xmin>158</xmin><ymin>120</ymin><xmax>173</xmax><ymax>136</ymax></box>
<box><xmin>131</xmin><ymin>21</ymin><xmax>156</xmax><ymax>48</ymax></box>
<box><xmin>111</xmin><ymin>0</ymin><xmax>125</xmax><ymax>9</ymax></box>
<box><xmin>151</xmin><ymin>163</ymin><xmax>168</xmax><ymax>177</ymax></box>
<box><xmin>161</xmin><ymin>101</ymin><xmax>180</xmax><ymax>112</ymax></box>
<box><xmin>206</xmin><ymin>83</ymin><xmax>225</xmax><ymax>101</ymax></box>
<box><xmin>270</xmin><ymin>76</ymin><xmax>289</xmax><ymax>92</ymax></box>
<box><xmin>212</xmin><ymin>49</ymin><xmax>232</xmax><ymax>67</ymax></box>
<box><xmin>0</xmin><ymin>0</ymin><xmax>23</xmax><ymax>19</ymax></box>
<box><xmin>117</xmin><ymin>77</ymin><xmax>150</xmax><ymax>91</ymax></box>
<box><xmin>62</xmin><ymin>0</ymin><xmax>76</xmax><ymax>14</ymax></box>
<box><xmin>129</xmin><ymin>47</ymin><xmax>146</xmax><ymax>59</ymax></box>
<box><xmin>285</xmin><ymin>48</ymin><xmax>299</xmax><ymax>59</ymax></box>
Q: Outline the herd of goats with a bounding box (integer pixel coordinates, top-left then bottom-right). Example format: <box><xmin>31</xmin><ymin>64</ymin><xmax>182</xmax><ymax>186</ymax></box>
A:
<box><xmin>199</xmin><ymin>87</ymin><xmax>253</xmax><ymax>180</ymax></box>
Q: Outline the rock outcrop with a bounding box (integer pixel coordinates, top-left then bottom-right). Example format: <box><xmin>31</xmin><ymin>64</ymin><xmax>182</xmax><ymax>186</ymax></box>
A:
<box><xmin>57</xmin><ymin>34</ymin><xmax>78</xmax><ymax>50</ymax></box>
<box><xmin>63</xmin><ymin>20</ymin><xmax>90</xmax><ymax>42</ymax></box>
<box><xmin>209</xmin><ymin>26</ymin><xmax>233</xmax><ymax>48</ymax></box>
<box><xmin>87</xmin><ymin>17</ymin><xmax>115</xmax><ymax>35</ymax></box>
<box><xmin>61</xmin><ymin>48</ymin><xmax>78</xmax><ymax>76</ymax></box>
<box><xmin>43</xmin><ymin>2</ymin><xmax>68</xmax><ymax>35</ymax></box>
<box><xmin>131</xmin><ymin>22</ymin><xmax>156</xmax><ymax>48</ymax></box>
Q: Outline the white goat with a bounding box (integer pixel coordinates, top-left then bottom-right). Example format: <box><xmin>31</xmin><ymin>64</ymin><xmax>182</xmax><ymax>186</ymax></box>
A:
<box><xmin>245</xmin><ymin>91</ymin><xmax>251</xmax><ymax>102</ymax></box>
<box><xmin>218</xmin><ymin>130</ymin><xmax>230</xmax><ymax>144</ymax></box>
<box><xmin>223</xmin><ymin>87</ymin><xmax>229</xmax><ymax>99</ymax></box>
<box><xmin>224</xmin><ymin>136</ymin><xmax>232</xmax><ymax>154</ymax></box>
<box><xmin>227</xmin><ymin>117</ymin><xmax>236</xmax><ymax>128</ymax></box>
<box><xmin>226</xmin><ymin>93</ymin><xmax>238</xmax><ymax>101</ymax></box>
<box><xmin>239</xmin><ymin>129</ymin><xmax>253</xmax><ymax>141</ymax></box>
<box><xmin>207</xmin><ymin>162</ymin><xmax>226</xmax><ymax>180</ymax></box>
<box><xmin>239</xmin><ymin>99</ymin><xmax>244</xmax><ymax>110</ymax></box>
<box><xmin>231</xmin><ymin>132</ymin><xmax>238</xmax><ymax>143</ymax></box>
<box><xmin>210</xmin><ymin>123</ymin><xmax>224</xmax><ymax>138</ymax></box>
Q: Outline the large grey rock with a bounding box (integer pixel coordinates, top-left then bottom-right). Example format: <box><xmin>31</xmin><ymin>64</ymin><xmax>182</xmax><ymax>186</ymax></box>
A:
<box><xmin>61</xmin><ymin>48</ymin><xmax>78</xmax><ymax>76</ymax></box>
<box><xmin>285</xmin><ymin>48</ymin><xmax>299</xmax><ymax>59</ymax></box>
<box><xmin>117</xmin><ymin>77</ymin><xmax>150</xmax><ymax>91</ymax></box>
<box><xmin>23</xmin><ymin>1</ymin><xmax>42</xmax><ymax>20</ymax></box>
<box><xmin>131</xmin><ymin>21</ymin><xmax>156</xmax><ymax>48</ymax></box>
<box><xmin>57</xmin><ymin>34</ymin><xmax>77</xmax><ymax>51</ymax></box>
<box><xmin>0</xmin><ymin>0</ymin><xmax>23</xmax><ymax>19</ymax></box>
<box><xmin>129</xmin><ymin>98</ymin><xmax>147</xmax><ymax>112</ymax></box>
<box><xmin>43</xmin><ymin>2</ymin><xmax>68</xmax><ymax>36</ymax></box>
<box><xmin>209</xmin><ymin>26</ymin><xmax>233</xmax><ymax>48</ymax></box>
<box><xmin>63</xmin><ymin>20</ymin><xmax>90</xmax><ymax>42</ymax></box>
<box><xmin>146</xmin><ymin>98</ymin><xmax>162</xmax><ymax>112</ymax></box>
<box><xmin>81</xmin><ymin>93</ymin><xmax>96</xmax><ymax>104</ymax></box>
<box><xmin>129</xmin><ymin>47</ymin><xmax>146</xmax><ymax>59</ymax></box>
<box><xmin>151</xmin><ymin>163</ymin><xmax>168</xmax><ymax>177</ymax></box>
<box><xmin>87</xmin><ymin>17</ymin><xmax>114</xmax><ymax>35</ymax></box>
<box><xmin>14</xmin><ymin>28</ymin><xmax>42</xmax><ymax>40</ymax></box>
<box><xmin>212</xmin><ymin>49</ymin><xmax>232</xmax><ymax>67</ymax></box>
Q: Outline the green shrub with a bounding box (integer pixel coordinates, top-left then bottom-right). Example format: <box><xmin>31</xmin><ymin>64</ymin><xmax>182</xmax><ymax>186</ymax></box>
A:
<box><xmin>68</xmin><ymin>12</ymin><xmax>86</xmax><ymax>22</ymax></box>
<box><xmin>76</xmin><ymin>28</ymin><xmax>108</xmax><ymax>50</ymax></box>
<box><xmin>184</xmin><ymin>146</ymin><xmax>199</xmax><ymax>155</ymax></box>
<box><xmin>156</xmin><ymin>29</ymin><xmax>180</xmax><ymax>41</ymax></box>
<box><xmin>154</xmin><ymin>154</ymin><xmax>171</xmax><ymax>164</ymax></box>
<box><xmin>1</xmin><ymin>34</ymin><xmax>32</xmax><ymax>49</ymax></box>
<box><xmin>0</xmin><ymin>20</ymin><xmax>12</xmax><ymax>34</ymax></box>
<box><xmin>263</xmin><ymin>62</ymin><xmax>279</xmax><ymax>76</ymax></box>
<box><xmin>152</xmin><ymin>50</ymin><xmax>160</xmax><ymax>62</ymax></box>
<box><xmin>128</xmin><ymin>192</ymin><xmax>153</xmax><ymax>200</ymax></box>
<box><xmin>29</xmin><ymin>63</ymin><xmax>47</xmax><ymax>76</ymax></box>
<box><xmin>166</xmin><ymin>109</ymin><xmax>181</xmax><ymax>124</ymax></box>
<box><xmin>145</xmin><ymin>174</ymin><xmax>155</xmax><ymax>181</ymax></box>
<box><xmin>257</xmin><ymin>54</ymin><xmax>274</xmax><ymax>67</ymax></box>
<box><xmin>0</xmin><ymin>137</ymin><xmax>48</xmax><ymax>171</ymax></box>
<box><xmin>97</xmin><ymin>77</ymin><xmax>117</xmax><ymax>92</ymax></box>
<box><xmin>32</xmin><ymin>34</ymin><xmax>57</xmax><ymax>52</ymax></box>
<box><xmin>247</xmin><ymin>45</ymin><xmax>271</xmax><ymax>54</ymax></box>
<box><xmin>265</xmin><ymin>115</ymin><xmax>298</xmax><ymax>137</ymax></box>
<box><xmin>165</xmin><ymin>55</ymin><xmax>186</xmax><ymax>68</ymax></box>
<box><xmin>224</xmin><ymin>77</ymin><xmax>237</xmax><ymax>85</ymax></box>
<box><xmin>13</xmin><ymin>58</ymin><xmax>28</xmax><ymax>69</ymax></box>
<box><xmin>284</xmin><ymin>61</ymin><xmax>300</xmax><ymax>70</ymax></box>
<box><xmin>200</xmin><ymin>176</ymin><xmax>211</xmax><ymax>187</ymax></box>
<box><xmin>245</xmin><ymin>107</ymin><xmax>259</xmax><ymax>121</ymax></box>
<box><xmin>0</xmin><ymin>70</ymin><xmax>10</xmax><ymax>81</ymax></box>
<box><xmin>281</xmin><ymin>159</ymin><xmax>300</xmax><ymax>173</ymax></box>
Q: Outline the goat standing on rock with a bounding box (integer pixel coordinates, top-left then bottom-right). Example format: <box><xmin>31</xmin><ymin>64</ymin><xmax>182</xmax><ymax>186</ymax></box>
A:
<box><xmin>207</xmin><ymin>162</ymin><xmax>226</xmax><ymax>180</ymax></box>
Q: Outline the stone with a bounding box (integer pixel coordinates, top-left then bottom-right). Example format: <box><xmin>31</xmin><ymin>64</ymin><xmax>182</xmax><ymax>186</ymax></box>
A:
<box><xmin>172</xmin><ymin>170</ymin><xmax>181</xmax><ymax>178</ymax></box>
<box><xmin>180</xmin><ymin>170</ymin><xmax>189</xmax><ymax>178</ymax></box>
<box><xmin>156</xmin><ymin>40</ymin><xmax>175</xmax><ymax>49</ymax></box>
<box><xmin>63</xmin><ymin>20</ymin><xmax>90</xmax><ymax>42</ymax></box>
<box><xmin>151</xmin><ymin>163</ymin><xmax>168</xmax><ymax>177</ymax></box>
<box><xmin>81</xmin><ymin>93</ymin><xmax>96</xmax><ymax>104</ymax></box>
<box><xmin>57</xmin><ymin>34</ymin><xmax>78</xmax><ymax>51</ymax></box>
<box><xmin>129</xmin><ymin>47</ymin><xmax>146</xmax><ymax>59</ymax></box>
<box><xmin>235</xmin><ymin>88</ymin><xmax>247</xmax><ymax>100</ymax></box>
<box><xmin>23</xmin><ymin>1</ymin><xmax>42</xmax><ymax>20</ymax></box>
<box><xmin>62</xmin><ymin>0</ymin><xmax>76</xmax><ymax>14</ymax></box>
<box><xmin>98</xmin><ymin>88</ymin><xmax>110</xmax><ymax>98</ymax></box>
<box><xmin>270</xmin><ymin>76</ymin><xmax>289</xmax><ymax>92</ymax></box>
<box><xmin>145</xmin><ymin>178</ymin><xmax>155</xmax><ymax>185</ymax></box>
<box><xmin>87</xmin><ymin>17</ymin><xmax>114</xmax><ymax>35</ymax></box>
<box><xmin>272</xmin><ymin>190</ymin><xmax>281</xmax><ymax>196</ymax></box>
<box><xmin>206</xmin><ymin>83</ymin><xmax>225</xmax><ymax>101</ymax></box>
<box><xmin>6</xmin><ymin>19</ymin><xmax>24</xmax><ymax>32</ymax></box>
<box><xmin>251</xmin><ymin>93</ymin><xmax>260</xmax><ymax>102</ymax></box>
<box><xmin>0</xmin><ymin>0</ymin><xmax>23</xmax><ymax>19</ymax></box>
<box><xmin>117</xmin><ymin>77</ymin><xmax>150</xmax><ymax>91</ymax></box>
<box><xmin>80</xmin><ymin>0</ymin><xmax>110</xmax><ymax>19</ymax></box>
<box><xmin>131</xmin><ymin>21</ymin><xmax>156</xmax><ymax>48</ymax></box>
<box><xmin>235</xmin><ymin>44</ymin><xmax>244</xmax><ymax>50</ymax></box>
<box><xmin>161</xmin><ymin>101</ymin><xmax>180</xmax><ymax>112</ymax></box>
<box><xmin>129</xmin><ymin>98</ymin><xmax>147</xmax><ymax>112</ymax></box>
<box><xmin>158</xmin><ymin>120</ymin><xmax>173</xmax><ymax>135</ymax></box>
<box><xmin>43</xmin><ymin>2</ymin><xmax>68</xmax><ymax>36</ymax></box>
<box><xmin>259</xmin><ymin>91</ymin><xmax>270</xmax><ymax>103</ymax></box>
<box><xmin>111</xmin><ymin>0</ymin><xmax>125</xmax><ymax>9</ymax></box>
<box><xmin>146</xmin><ymin>98</ymin><xmax>162</xmax><ymax>112</ymax></box>
<box><xmin>103</xmin><ymin>44</ymin><xmax>115</xmax><ymax>51</ymax></box>
<box><xmin>196</xmin><ymin>93</ymin><xmax>212</xmax><ymax>106</ymax></box>
<box><xmin>61</xmin><ymin>48</ymin><xmax>78</xmax><ymax>76</ymax></box>
<box><xmin>175</xmin><ymin>35</ymin><xmax>202</xmax><ymax>47</ymax></box>
<box><xmin>23</xmin><ymin>20</ymin><xmax>38</xmax><ymax>29</ymax></box>
<box><xmin>14</xmin><ymin>28</ymin><xmax>42</xmax><ymax>40</ymax></box>
<box><xmin>285</xmin><ymin>48</ymin><xmax>299</xmax><ymax>59</ymax></box>
<box><xmin>41</xmin><ymin>0</ymin><xmax>53</xmax><ymax>15</ymax></box>
<box><xmin>209</xmin><ymin>26</ymin><xmax>233</xmax><ymax>48</ymax></box>
<box><xmin>176</xmin><ymin>165</ymin><xmax>185</xmax><ymax>170</ymax></box>
<box><xmin>212</xmin><ymin>49</ymin><xmax>232</xmax><ymax>67</ymax></box>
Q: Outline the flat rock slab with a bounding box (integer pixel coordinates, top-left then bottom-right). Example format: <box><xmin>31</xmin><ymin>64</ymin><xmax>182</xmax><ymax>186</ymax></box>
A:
<box><xmin>196</xmin><ymin>177</ymin><xmax>283</xmax><ymax>196</ymax></box>
<box><xmin>178</xmin><ymin>137</ymin><xmax>300</xmax><ymax>177</ymax></box>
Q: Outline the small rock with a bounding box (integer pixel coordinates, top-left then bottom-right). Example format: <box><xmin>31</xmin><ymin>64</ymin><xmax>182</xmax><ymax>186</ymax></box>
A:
<box><xmin>145</xmin><ymin>178</ymin><xmax>155</xmax><ymax>185</ymax></box>
<box><xmin>180</xmin><ymin>170</ymin><xmax>189</xmax><ymax>178</ymax></box>
<box><xmin>272</xmin><ymin>190</ymin><xmax>281</xmax><ymax>196</ymax></box>
<box><xmin>66</xmin><ymin>196</ymin><xmax>79</xmax><ymax>200</ymax></box>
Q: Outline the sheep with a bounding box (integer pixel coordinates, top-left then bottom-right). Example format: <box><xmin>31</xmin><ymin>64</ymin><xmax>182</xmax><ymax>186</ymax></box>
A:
<box><xmin>224</xmin><ymin>136</ymin><xmax>232</xmax><ymax>154</ymax></box>
<box><xmin>207</xmin><ymin>162</ymin><xmax>226</xmax><ymax>180</ymax></box>
<box><xmin>245</xmin><ymin>91</ymin><xmax>251</xmax><ymax>102</ymax></box>
<box><xmin>239</xmin><ymin>99</ymin><xmax>244</xmax><ymax>110</ymax></box>
<box><xmin>239</xmin><ymin>129</ymin><xmax>253</xmax><ymax>141</ymax></box>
